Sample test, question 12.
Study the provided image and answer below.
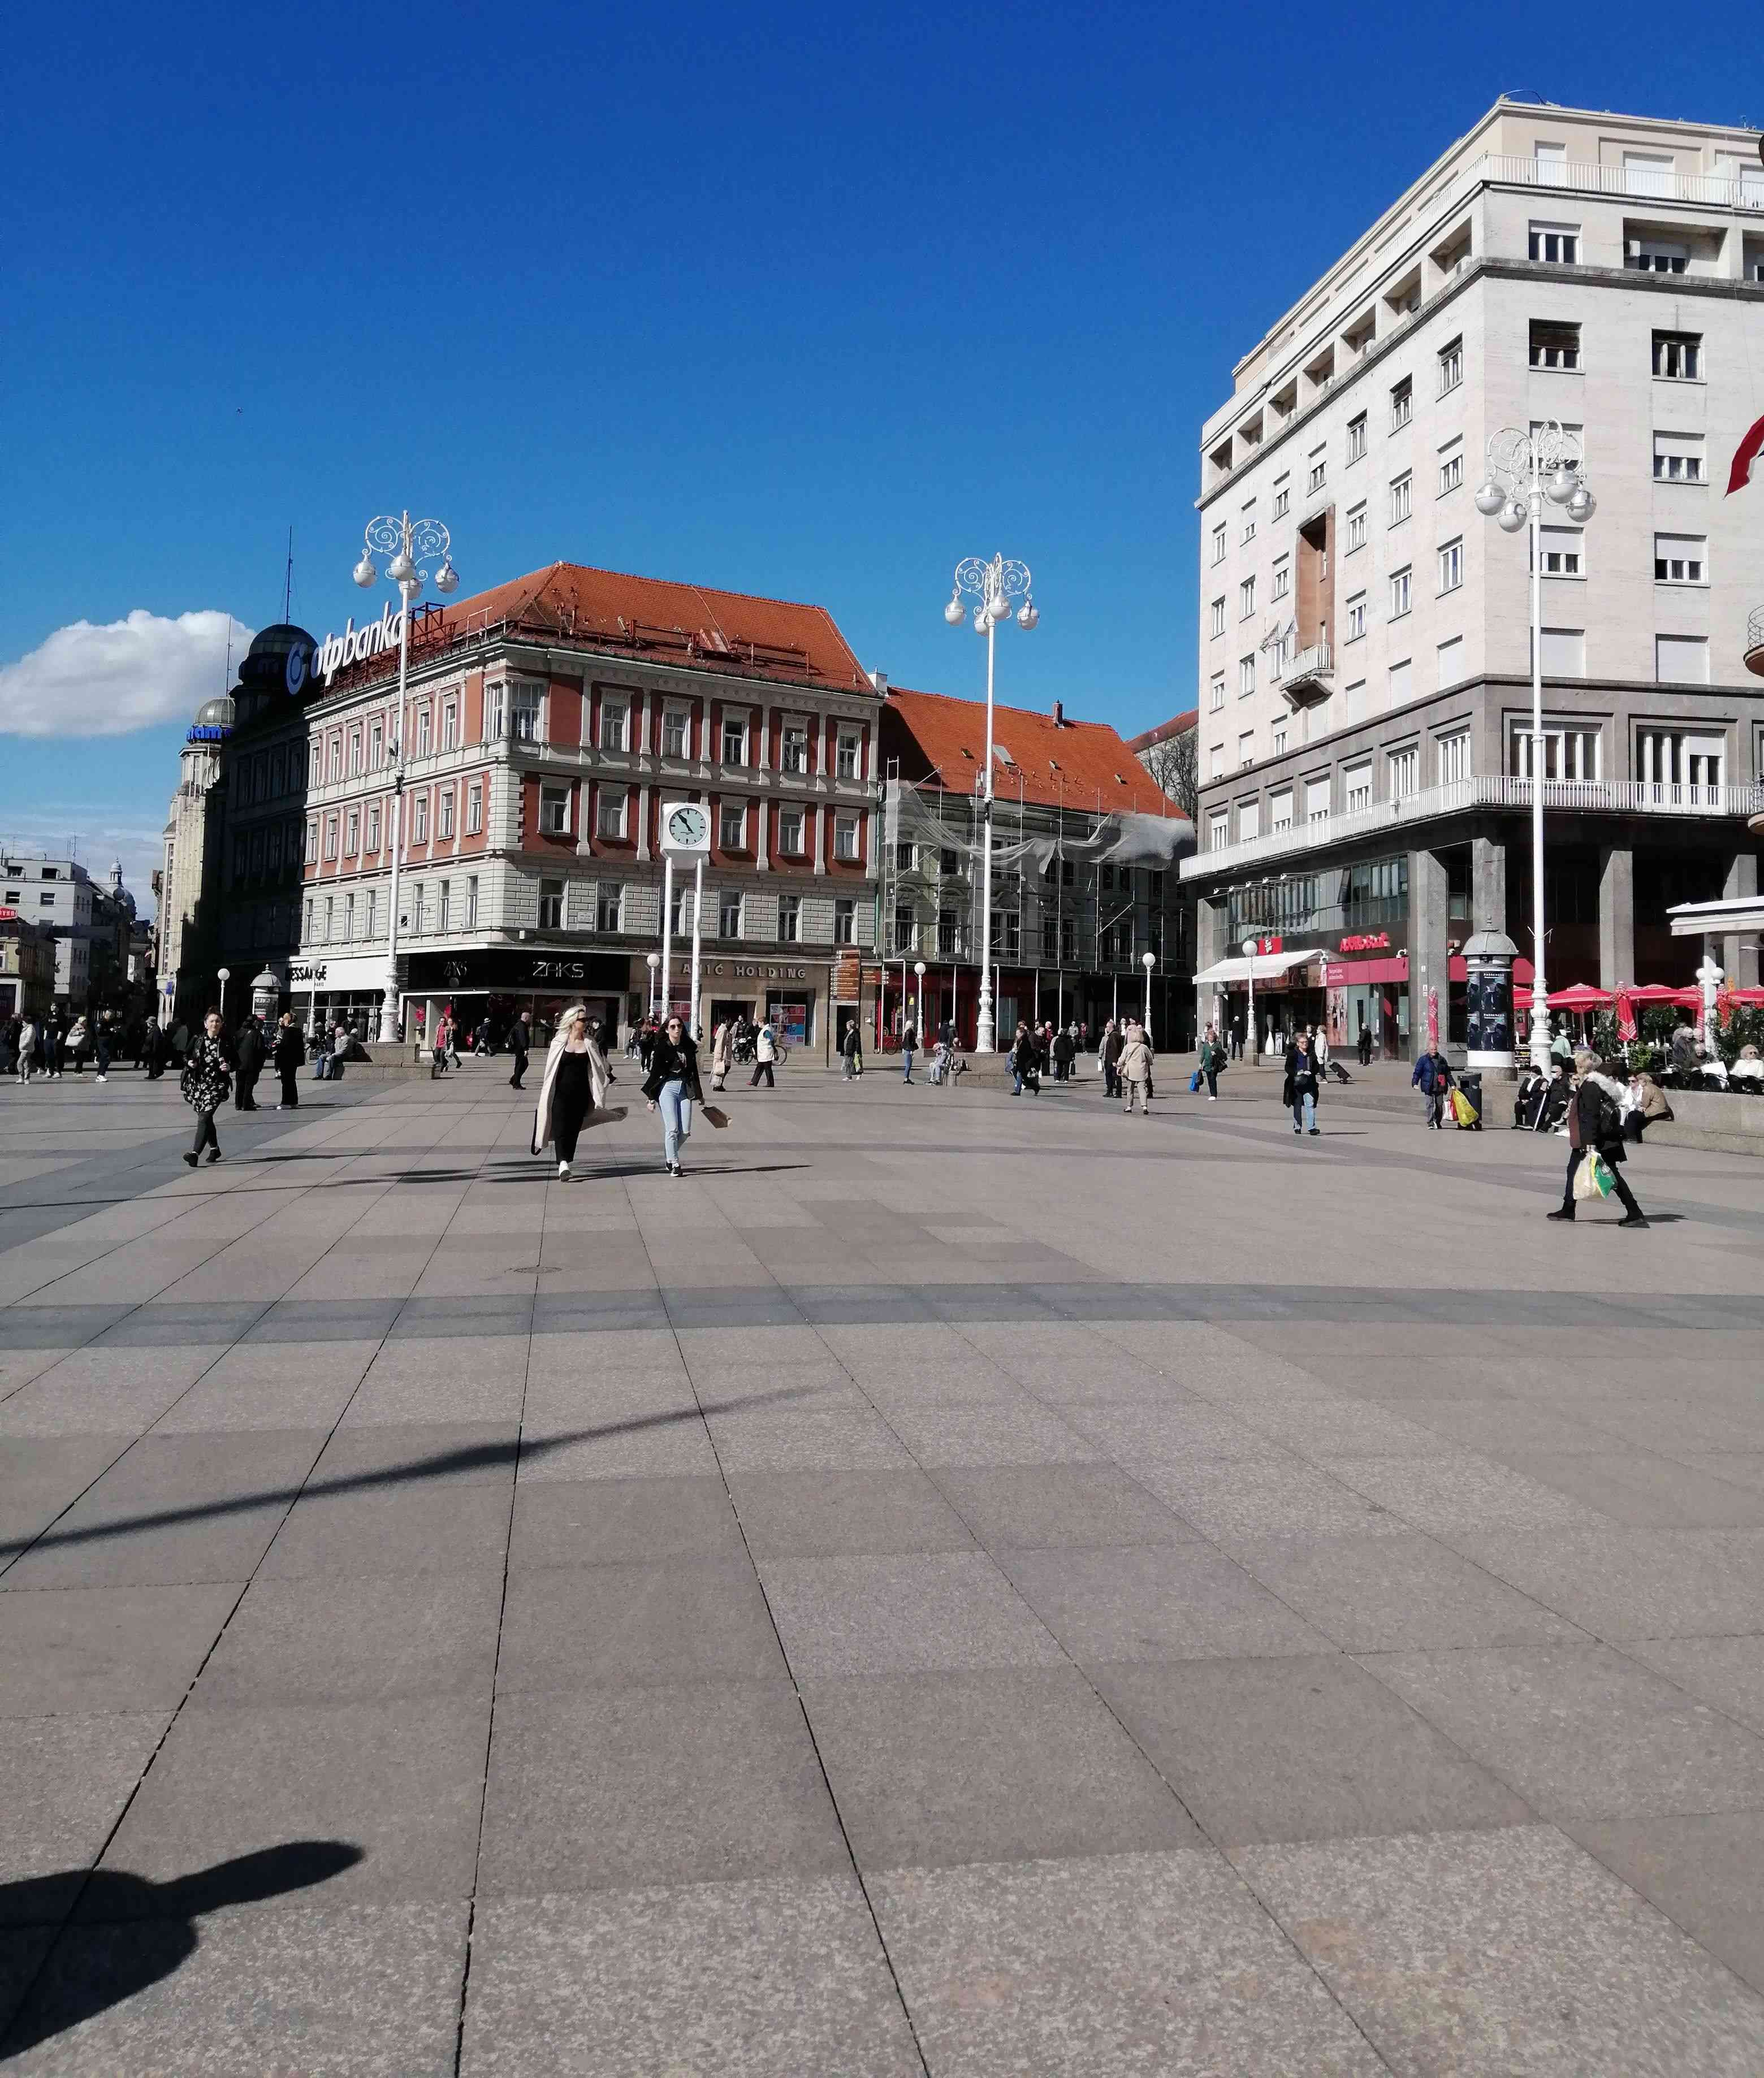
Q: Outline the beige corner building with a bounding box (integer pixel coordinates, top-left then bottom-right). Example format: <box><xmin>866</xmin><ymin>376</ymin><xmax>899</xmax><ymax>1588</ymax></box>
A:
<box><xmin>1184</xmin><ymin>98</ymin><xmax>1764</xmax><ymax>1060</ymax></box>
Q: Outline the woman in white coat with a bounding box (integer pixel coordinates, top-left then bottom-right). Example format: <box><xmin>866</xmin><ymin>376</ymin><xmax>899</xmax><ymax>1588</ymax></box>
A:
<box><xmin>531</xmin><ymin>1006</ymin><xmax>623</xmax><ymax>1178</ymax></box>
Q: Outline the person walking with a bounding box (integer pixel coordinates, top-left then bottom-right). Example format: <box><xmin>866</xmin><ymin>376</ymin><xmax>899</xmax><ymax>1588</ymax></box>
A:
<box><xmin>749</xmin><ymin>1019</ymin><xmax>778</xmax><ymax>1089</ymax></box>
<box><xmin>1198</xmin><ymin>1023</ymin><xmax>1227</xmax><ymax>1101</ymax></box>
<box><xmin>271</xmin><ymin>1012</ymin><xmax>304</xmax><ymax>1109</ymax></box>
<box><xmin>1411</xmin><ymin>1045</ymin><xmax>1452</xmax><ymax>1129</ymax></box>
<box><xmin>900</xmin><ymin>1019</ymin><xmax>917</xmax><ymax>1084</ymax></box>
<box><xmin>42</xmin><ymin>1011</ymin><xmax>64</xmax><ymax>1079</ymax></box>
<box><xmin>531</xmin><ymin>1005</ymin><xmax>621</xmax><ymax>1179</ymax></box>
<box><xmin>1118</xmin><ymin>1020</ymin><xmax>1153</xmax><ymax>1115</ymax></box>
<box><xmin>507</xmin><ymin>1011</ymin><xmax>531</xmax><ymax>1090</ymax></box>
<box><xmin>16</xmin><ymin>1016</ymin><xmax>38</xmax><ymax>1083</ymax></box>
<box><xmin>1101</xmin><ymin>1018</ymin><xmax>1124</xmax><ymax>1099</ymax></box>
<box><xmin>1357</xmin><ymin>1021</ymin><xmax>1373</xmax><ymax>1067</ymax></box>
<box><xmin>234</xmin><ymin>1016</ymin><xmax>263</xmax><ymax>1110</ymax></box>
<box><xmin>1010</xmin><ymin>1021</ymin><xmax>1040</xmax><ymax>1096</ymax></box>
<box><xmin>180</xmin><ymin>1011</ymin><xmax>232</xmax><ymax>1167</ymax></box>
<box><xmin>840</xmin><ymin>1020</ymin><xmax>863</xmax><ymax>1081</ymax></box>
<box><xmin>1285</xmin><ymin>1030</ymin><xmax>1321</xmax><ymax>1135</ymax></box>
<box><xmin>1313</xmin><ymin>1024</ymin><xmax>1330</xmax><ymax>1075</ymax></box>
<box><xmin>1052</xmin><ymin>1025</ymin><xmax>1074</xmax><ymax>1083</ymax></box>
<box><xmin>643</xmin><ymin>1012</ymin><xmax>705</xmax><ymax>1176</ymax></box>
<box><xmin>710</xmin><ymin>1018</ymin><xmax>731</xmax><ymax>1092</ymax></box>
<box><xmin>1549</xmin><ymin>1049</ymin><xmax>1648</xmax><ymax>1228</ymax></box>
<box><xmin>92</xmin><ymin>1016</ymin><xmax>113</xmax><ymax>1084</ymax></box>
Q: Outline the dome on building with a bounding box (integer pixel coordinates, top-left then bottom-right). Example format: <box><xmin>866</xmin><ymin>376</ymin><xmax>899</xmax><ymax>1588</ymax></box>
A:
<box><xmin>191</xmin><ymin>693</ymin><xmax>236</xmax><ymax>734</ymax></box>
<box><xmin>238</xmin><ymin>622</ymin><xmax>318</xmax><ymax>699</ymax></box>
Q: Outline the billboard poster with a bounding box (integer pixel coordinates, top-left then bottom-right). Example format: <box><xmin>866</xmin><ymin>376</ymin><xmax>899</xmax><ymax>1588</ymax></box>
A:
<box><xmin>773</xmin><ymin>1001</ymin><xmax>807</xmax><ymax>1046</ymax></box>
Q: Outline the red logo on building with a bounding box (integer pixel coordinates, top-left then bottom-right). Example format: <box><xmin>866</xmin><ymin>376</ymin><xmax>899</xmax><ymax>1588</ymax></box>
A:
<box><xmin>1253</xmin><ymin>934</ymin><xmax>1283</xmax><ymax>955</ymax></box>
<box><xmin>1338</xmin><ymin>932</ymin><xmax>1390</xmax><ymax>953</ymax></box>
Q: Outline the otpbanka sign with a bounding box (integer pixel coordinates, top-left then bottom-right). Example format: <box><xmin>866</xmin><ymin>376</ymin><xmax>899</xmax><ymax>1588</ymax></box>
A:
<box><xmin>284</xmin><ymin>605</ymin><xmax>404</xmax><ymax>696</ymax></box>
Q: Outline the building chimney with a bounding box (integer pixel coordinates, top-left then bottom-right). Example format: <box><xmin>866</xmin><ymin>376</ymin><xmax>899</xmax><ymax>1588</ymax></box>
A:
<box><xmin>1052</xmin><ymin>699</ymin><xmax>1064</xmax><ymax>728</ymax></box>
<box><xmin>868</xmin><ymin>669</ymin><xmax>889</xmax><ymax>693</ymax></box>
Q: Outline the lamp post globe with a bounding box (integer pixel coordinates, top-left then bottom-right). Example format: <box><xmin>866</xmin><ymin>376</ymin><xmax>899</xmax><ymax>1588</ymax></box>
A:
<box><xmin>1498</xmin><ymin>500</ymin><xmax>1528</xmax><ymax>533</ymax></box>
<box><xmin>944</xmin><ymin>552</ymin><xmax>1036</xmax><ymax>1055</ymax></box>
<box><xmin>1473</xmin><ymin>480</ymin><xmax>1506</xmax><ymax>517</ymax></box>
<box><xmin>352</xmin><ymin>553</ymin><xmax>378</xmax><ymax>588</ymax></box>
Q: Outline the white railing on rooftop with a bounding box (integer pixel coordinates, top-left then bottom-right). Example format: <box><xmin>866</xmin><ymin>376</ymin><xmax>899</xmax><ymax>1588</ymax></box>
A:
<box><xmin>1476</xmin><ymin>153</ymin><xmax>1764</xmax><ymax>211</ymax></box>
<box><xmin>1181</xmin><ymin>776</ymin><xmax>1764</xmax><ymax>880</ymax></box>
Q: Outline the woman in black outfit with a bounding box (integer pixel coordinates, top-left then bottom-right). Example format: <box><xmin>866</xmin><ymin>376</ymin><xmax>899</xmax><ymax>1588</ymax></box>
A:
<box><xmin>180</xmin><ymin>1011</ymin><xmax>233</xmax><ymax>1166</ymax></box>
<box><xmin>1547</xmin><ymin>1049</ymin><xmax>1648</xmax><ymax>1228</ymax></box>
<box><xmin>641</xmin><ymin>1015</ymin><xmax>704</xmax><ymax>1177</ymax></box>
<box><xmin>531</xmin><ymin>1007</ymin><xmax>618</xmax><ymax>1179</ymax></box>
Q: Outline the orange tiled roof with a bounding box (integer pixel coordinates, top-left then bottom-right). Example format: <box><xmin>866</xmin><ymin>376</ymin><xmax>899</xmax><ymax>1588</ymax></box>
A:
<box><xmin>423</xmin><ymin>561</ymin><xmax>875</xmax><ymax>693</ymax></box>
<box><xmin>1123</xmin><ymin>708</ymin><xmax>1198</xmax><ymax>756</ymax></box>
<box><xmin>883</xmin><ymin>687</ymin><xmax>1189</xmax><ymax>820</ymax></box>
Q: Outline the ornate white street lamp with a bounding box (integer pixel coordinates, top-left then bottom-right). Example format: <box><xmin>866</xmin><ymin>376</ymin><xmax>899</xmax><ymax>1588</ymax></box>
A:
<box><xmin>1475</xmin><ymin>423</ymin><xmax>1595</xmax><ymax>1072</ymax></box>
<box><xmin>217</xmin><ymin>966</ymin><xmax>231</xmax><ymax>1019</ymax></box>
<box><xmin>1140</xmin><ymin>949</ymin><xmax>1156</xmax><ymax>1036</ymax></box>
<box><xmin>914</xmin><ymin>959</ymin><xmax>927</xmax><ymax>1036</ymax></box>
<box><xmin>352</xmin><ymin>513</ymin><xmax>458</xmax><ymax>1043</ymax></box>
<box><xmin>944</xmin><ymin>554</ymin><xmax>1038</xmax><ymax>1053</ymax></box>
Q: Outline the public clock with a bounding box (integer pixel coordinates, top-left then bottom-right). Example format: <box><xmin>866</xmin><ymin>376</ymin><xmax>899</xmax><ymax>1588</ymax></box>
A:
<box><xmin>662</xmin><ymin>802</ymin><xmax>711</xmax><ymax>853</ymax></box>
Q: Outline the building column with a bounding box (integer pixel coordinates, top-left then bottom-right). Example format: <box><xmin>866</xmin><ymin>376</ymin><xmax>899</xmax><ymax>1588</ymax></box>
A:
<box><xmin>1408</xmin><ymin>847</ymin><xmax>1450</xmax><ymax>1059</ymax></box>
<box><xmin>1194</xmin><ymin>891</ymin><xmax>1227</xmax><ymax>1043</ymax></box>
<box><xmin>753</xmin><ymin>798</ymin><xmax>769</xmax><ymax>871</ymax></box>
<box><xmin>1598</xmin><ymin>845</ymin><xmax>1635</xmax><ymax>990</ymax></box>
<box><xmin>1724</xmin><ymin>851</ymin><xmax>1760</xmax><ymax>988</ymax></box>
<box><xmin>1471</xmin><ymin>833</ymin><xmax>1506</xmax><ymax>936</ymax></box>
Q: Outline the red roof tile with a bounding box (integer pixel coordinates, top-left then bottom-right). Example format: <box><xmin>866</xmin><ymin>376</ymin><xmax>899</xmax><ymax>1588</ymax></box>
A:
<box><xmin>1123</xmin><ymin>709</ymin><xmax>1199</xmax><ymax>756</ymax></box>
<box><xmin>418</xmin><ymin>561</ymin><xmax>874</xmax><ymax>693</ymax></box>
<box><xmin>882</xmin><ymin>687</ymin><xmax>1190</xmax><ymax>821</ymax></box>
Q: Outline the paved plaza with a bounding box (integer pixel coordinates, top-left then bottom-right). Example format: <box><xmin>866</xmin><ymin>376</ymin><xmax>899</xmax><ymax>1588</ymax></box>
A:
<box><xmin>4</xmin><ymin>1058</ymin><xmax>1764</xmax><ymax>2073</ymax></box>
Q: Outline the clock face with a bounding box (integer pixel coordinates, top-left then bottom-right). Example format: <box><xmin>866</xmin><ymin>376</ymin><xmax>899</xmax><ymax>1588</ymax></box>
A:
<box><xmin>665</xmin><ymin>804</ymin><xmax>709</xmax><ymax>848</ymax></box>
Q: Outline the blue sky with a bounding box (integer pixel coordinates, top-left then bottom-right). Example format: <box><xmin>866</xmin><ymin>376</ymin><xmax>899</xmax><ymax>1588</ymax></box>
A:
<box><xmin>1</xmin><ymin>0</ymin><xmax>1750</xmax><ymax>911</ymax></box>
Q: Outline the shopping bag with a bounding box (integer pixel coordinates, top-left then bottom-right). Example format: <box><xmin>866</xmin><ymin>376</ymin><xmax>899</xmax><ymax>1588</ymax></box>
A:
<box><xmin>702</xmin><ymin>1105</ymin><xmax>730</xmax><ymax>1130</ymax></box>
<box><xmin>1571</xmin><ymin>1150</ymin><xmax>1614</xmax><ymax>1201</ymax></box>
<box><xmin>1450</xmin><ymin>1088</ymin><xmax>1477</xmax><ymax>1128</ymax></box>
<box><xmin>1188</xmin><ymin>1068</ymin><xmax>1202</xmax><ymax>1092</ymax></box>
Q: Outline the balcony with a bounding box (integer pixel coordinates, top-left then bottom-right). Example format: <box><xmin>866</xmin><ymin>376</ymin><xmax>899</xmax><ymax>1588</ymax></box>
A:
<box><xmin>1276</xmin><ymin>640</ymin><xmax>1333</xmax><ymax>708</ymax></box>
<box><xmin>1746</xmin><ymin>605</ymin><xmax>1764</xmax><ymax>680</ymax></box>
<box><xmin>1183</xmin><ymin>775</ymin><xmax>1764</xmax><ymax>881</ymax></box>
<box><xmin>1476</xmin><ymin>153</ymin><xmax>1764</xmax><ymax>212</ymax></box>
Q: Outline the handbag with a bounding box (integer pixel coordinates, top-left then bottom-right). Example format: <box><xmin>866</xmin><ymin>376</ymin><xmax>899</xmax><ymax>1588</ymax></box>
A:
<box><xmin>702</xmin><ymin>1105</ymin><xmax>730</xmax><ymax>1129</ymax></box>
<box><xmin>1188</xmin><ymin>1068</ymin><xmax>1203</xmax><ymax>1092</ymax></box>
<box><xmin>1571</xmin><ymin>1150</ymin><xmax>1615</xmax><ymax>1201</ymax></box>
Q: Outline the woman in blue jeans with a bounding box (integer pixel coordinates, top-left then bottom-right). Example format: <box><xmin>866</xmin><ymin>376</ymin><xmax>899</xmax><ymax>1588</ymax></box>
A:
<box><xmin>641</xmin><ymin>1015</ymin><xmax>705</xmax><ymax>1177</ymax></box>
<box><xmin>1283</xmin><ymin>1032</ymin><xmax>1321</xmax><ymax>1136</ymax></box>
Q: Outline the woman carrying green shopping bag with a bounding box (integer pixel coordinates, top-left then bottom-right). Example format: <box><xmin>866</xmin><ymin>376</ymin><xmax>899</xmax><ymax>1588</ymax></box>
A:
<box><xmin>1547</xmin><ymin>1050</ymin><xmax>1648</xmax><ymax>1229</ymax></box>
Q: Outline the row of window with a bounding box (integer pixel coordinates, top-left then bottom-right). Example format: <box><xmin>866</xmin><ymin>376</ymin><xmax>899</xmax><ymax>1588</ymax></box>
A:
<box><xmin>1208</xmin><ymin>719</ymin><xmax>1732</xmax><ymax>842</ymax></box>
<box><xmin>1529</xmin><ymin>321</ymin><xmax>1703</xmax><ymax>380</ymax></box>
<box><xmin>888</xmin><ymin>842</ymin><xmax>1165</xmax><ymax>903</ymax></box>
<box><xmin>1528</xmin><ymin>217</ymin><xmax>1764</xmax><ymax>281</ymax></box>
<box><xmin>535</xmin><ymin>881</ymin><xmax>860</xmax><ymax>946</ymax></box>
<box><xmin>305</xmin><ymin>691</ymin><xmax>867</xmax><ymax>787</ymax></box>
<box><xmin>306</xmin><ymin>780</ymin><xmax>485</xmax><ymax>867</ymax></box>
<box><xmin>536</xmin><ymin>783</ymin><xmax>863</xmax><ymax>860</ymax></box>
<box><xmin>302</xmin><ymin>882</ymin><xmax>477</xmax><ymax>945</ymax></box>
<box><xmin>888</xmin><ymin>909</ymin><xmax>1168</xmax><ymax>965</ymax></box>
<box><xmin>232</xmin><ymin>820</ymin><xmax>307</xmax><ymax>883</ymax></box>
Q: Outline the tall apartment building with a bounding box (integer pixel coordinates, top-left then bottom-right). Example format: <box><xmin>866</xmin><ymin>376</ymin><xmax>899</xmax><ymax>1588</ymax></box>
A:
<box><xmin>878</xmin><ymin>688</ymin><xmax>1194</xmax><ymax>1046</ymax></box>
<box><xmin>212</xmin><ymin>562</ymin><xmax>884</xmax><ymax>1055</ymax></box>
<box><xmin>1183</xmin><ymin>99</ymin><xmax>1764</xmax><ymax>1060</ymax></box>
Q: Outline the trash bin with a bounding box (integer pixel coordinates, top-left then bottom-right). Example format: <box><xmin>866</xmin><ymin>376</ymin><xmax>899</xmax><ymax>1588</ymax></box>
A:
<box><xmin>1454</xmin><ymin>1069</ymin><xmax>1484</xmax><ymax>1129</ymax></box>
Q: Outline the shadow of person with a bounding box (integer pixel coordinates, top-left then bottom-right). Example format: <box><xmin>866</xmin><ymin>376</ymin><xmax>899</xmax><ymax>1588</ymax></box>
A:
<box><xmin>1</xmin><ymin>1841</ymin><xmax>362</xmax><ymax>2059</ymax></box>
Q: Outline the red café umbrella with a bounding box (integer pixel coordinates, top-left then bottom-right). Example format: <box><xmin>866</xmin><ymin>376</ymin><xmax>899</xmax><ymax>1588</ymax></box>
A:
<box><xmin>1545</xmin><ymin>983</ymin><xmax>1614</xmax><ymax>1011</ymax></box>
<box><xmin>1627</xmin><ymin>984</ymin><xmax>1700</xmax><ymax>1006</ymax></box>
<box><xmin>1614</xmin><ymin>988</ymin><xmax>1637</xmax><ymax>1043</ymax></box>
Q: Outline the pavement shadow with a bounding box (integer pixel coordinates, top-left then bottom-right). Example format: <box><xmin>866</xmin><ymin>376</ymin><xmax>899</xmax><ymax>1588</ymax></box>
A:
<box><xmin>0</xmin><ymin>1842</ymin><xmax>362</xmax><ymax>2059</ymax></box>
<box><xmin>0</xmin><ymin>1384</ymin><xmax>823</xmax><ymax>1566</ymax></box>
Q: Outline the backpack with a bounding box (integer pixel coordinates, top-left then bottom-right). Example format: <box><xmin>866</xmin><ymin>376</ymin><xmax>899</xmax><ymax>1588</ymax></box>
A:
<box><xmin>1585</xmin><ymin>1081</ymin><xmax>1621</xmax><ymax>1145</ymax></box>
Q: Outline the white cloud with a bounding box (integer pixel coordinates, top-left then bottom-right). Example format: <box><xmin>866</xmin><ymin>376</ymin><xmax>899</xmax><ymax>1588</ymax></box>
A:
<box><xmin>0</xmin><ymin>609</ymin><xmax>254</xmax><ymax>739</ymax></box>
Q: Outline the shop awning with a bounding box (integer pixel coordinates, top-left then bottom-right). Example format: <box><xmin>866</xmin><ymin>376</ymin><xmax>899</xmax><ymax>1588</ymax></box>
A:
<box><xmin>1192</xmin><ymin>949</ymin><xmax>1324</xmax><ymax>985</ymax></box>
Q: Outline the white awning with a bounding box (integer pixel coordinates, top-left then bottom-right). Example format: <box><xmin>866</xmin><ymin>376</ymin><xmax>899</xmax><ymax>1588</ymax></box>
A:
<box><xmin>1669</xmin><ymin>897</ymin><xmax>1764</xmax><ymax>938</ymax></box>
<box><xmin>1191</xmin><ymin>949</ymin><xmax>1324</xmax><ymax>985</ymax></box>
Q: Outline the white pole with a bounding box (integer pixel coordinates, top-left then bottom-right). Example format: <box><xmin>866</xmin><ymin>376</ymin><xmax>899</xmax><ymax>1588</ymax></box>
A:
<box><xmin>379</xmin><ymin>598</ymin><xmax>412</xmax><ymax>1042</ymax></box>
<box><xmin>1527</xmin><ymin>461</ymin><xmax>1550</xmax><ymax>1073</ymax></box>
<box><xmin>661</xmin><ymin>856</ymin><xmax>675</xmax><ymax>1021</ymax></box>
<box><xmin>689</xmin><ymin>856</ymin><xmax>704</xmax><ymax>1038</ymax></box>
<box><xmin>1246</xmin><ymin>956</ymin><xmax>1256</xmax><ymax>1065</ymax></box>
<box><xmin>976</xmin><ymin>608</ymin><xmax>997</xmax><ymax>1052</ymax></box>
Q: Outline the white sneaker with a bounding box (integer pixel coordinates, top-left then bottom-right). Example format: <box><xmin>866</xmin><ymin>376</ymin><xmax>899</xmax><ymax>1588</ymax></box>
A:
<box><xmin>96</xmin><ymin>1075</ymin><xmax>107</xmax><ymax>1083</ymax></box>
<box><xmin>557</xmin><ymin>1159</ymin><xmax>570</xmax><ymax>1179</ymax></box>
<box><xmin>1208</xmin><ymin>1094</ymin><xmax>1216</xmax><ymax>1101</ymax></box>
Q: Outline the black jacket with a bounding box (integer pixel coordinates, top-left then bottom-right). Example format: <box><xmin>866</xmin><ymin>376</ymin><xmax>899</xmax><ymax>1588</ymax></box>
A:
<box><xmin>642</xmin><ymin>1033</ymin><xmax>704</xmax><ymax>1103</ymax></box>
<box><xmin>1282</xmin><ymin>1044</ymin><xmax>1320</xmax><ymax>1106</ymax></box>
<box><xmin>1569</xmin><ymin>1077</ymin><xmax>1627</xmax><ymax>1164</ymax></box>
<box><xmin>273</xmin><ymin>1024</ymin><xmax>306</xmax><ymax>1071</ymax></box>
<box><xmin>508</xmin><ymin>1021</ymin><xmax>530</xmax><ymax>1059</ymax></box>
<box><xmin>235</xmin><ymin>1022</ymin><xmax>264</xmax><ymax>1076</ymax></box>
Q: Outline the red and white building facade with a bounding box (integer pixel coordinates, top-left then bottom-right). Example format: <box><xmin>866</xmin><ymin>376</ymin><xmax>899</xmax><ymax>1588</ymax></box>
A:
<box><xmin>215</xmin><ymin>562</ymin><xmax>884</xmax><ymax>1055</ymax></box>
